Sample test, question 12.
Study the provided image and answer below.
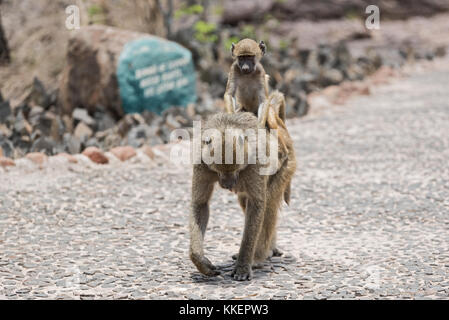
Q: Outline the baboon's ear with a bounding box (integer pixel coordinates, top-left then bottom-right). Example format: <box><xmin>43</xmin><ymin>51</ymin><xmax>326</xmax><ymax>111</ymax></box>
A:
<box><xmin>203</xmin><ymin>136</ymin><xmax>212</xmax><ymax>145</ymax></box>
<box><xmin>231</xmin><ymin>43</ymin><xmax>236</xmax><ymax>57</ymax></box>
<box><xmin>259</xmin><ymin>41</ymin><xmax>266</xmax><ymax>55</ymax></box>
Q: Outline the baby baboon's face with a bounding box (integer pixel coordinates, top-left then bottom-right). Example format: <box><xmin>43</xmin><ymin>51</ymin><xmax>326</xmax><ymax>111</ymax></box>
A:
<box><xmin>237</xmin><ymin>55</ymin><xmax>256</xmax><ymax>74</ymax></box>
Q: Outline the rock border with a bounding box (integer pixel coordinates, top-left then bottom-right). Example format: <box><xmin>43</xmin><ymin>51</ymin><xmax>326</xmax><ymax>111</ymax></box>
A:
<box><xmin>0</xmin><ymin>65</ymin><xmax>406</xmax><ymax>172</ymax></box>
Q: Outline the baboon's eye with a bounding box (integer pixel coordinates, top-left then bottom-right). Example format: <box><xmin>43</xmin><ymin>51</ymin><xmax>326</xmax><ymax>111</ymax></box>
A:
<box><xmin>203</xmin><ymin>136</ymin><xmax>212</xmax><ymax>145</ymax></box>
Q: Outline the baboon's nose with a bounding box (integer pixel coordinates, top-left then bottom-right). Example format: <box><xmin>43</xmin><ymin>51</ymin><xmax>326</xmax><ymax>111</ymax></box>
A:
<box><xmin>219</xmin><ymin>177</ymin><xmax>236</xmax><ymax>190</ymax></box>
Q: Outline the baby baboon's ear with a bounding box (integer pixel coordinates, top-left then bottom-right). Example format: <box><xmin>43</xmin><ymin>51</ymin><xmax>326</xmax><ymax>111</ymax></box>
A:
<box><xmin>259</xmin><ymin>41</ymin><xmax>266</xmax><ymax>56</ymax></box>
<box><xmin>231</xmin><ymin>43</ymin><xmax>236</xmax><ymax>57</ymax></box>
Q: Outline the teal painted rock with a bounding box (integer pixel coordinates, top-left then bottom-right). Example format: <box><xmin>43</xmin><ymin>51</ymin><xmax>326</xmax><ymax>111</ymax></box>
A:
<box><xmin>117</xmin><ymin>38</ymin><xmax>197</xmax><ymax>115</ymax></box>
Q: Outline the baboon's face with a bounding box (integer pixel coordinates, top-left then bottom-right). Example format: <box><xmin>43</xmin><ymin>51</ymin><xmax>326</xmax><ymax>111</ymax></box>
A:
<box><xmin>216</xmin><ymin>170</ymin><xmax>240</xmax><ymax>191</ymax></box>
<box><xmin>209</xmin><ymin>164</ymin><xmax>246</xmax><ymax>191</ymax></box>
<box><xmin>237</xmin><ymin>55</ymin><xmax>256</xmax><ymax>74</ymax></box>
<box><xmin>201</xmin><ymin>133</ymin><xmax>247</xmax><ymax>191</ymax></box>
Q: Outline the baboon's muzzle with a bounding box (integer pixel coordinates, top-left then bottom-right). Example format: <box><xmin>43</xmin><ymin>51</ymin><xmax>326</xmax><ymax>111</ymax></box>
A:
<box><xmin>218</xmin><ymin>173</ymin><xmax>238</xmax><ymax>191</ymax></box>
<box><xmin>240</xmin><ymin>64</ymin><xmax>254</xmax><ymax>74</ymax></box>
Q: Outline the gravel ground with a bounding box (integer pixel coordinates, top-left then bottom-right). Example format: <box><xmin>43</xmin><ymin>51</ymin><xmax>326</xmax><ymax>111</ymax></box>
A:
<box><xmin>1</xmin><ymin>60</ymin><xmax>448</xmax><ymax>300</ymax></box>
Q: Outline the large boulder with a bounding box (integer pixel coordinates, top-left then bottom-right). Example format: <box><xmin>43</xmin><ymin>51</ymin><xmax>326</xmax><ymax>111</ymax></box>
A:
<box><xmin>59</xmin><ymin>25</ymin><xmax>196</xmax><ymax>118</ymax></box>
<box><xmin>117</xmin><ymin>35</ymin><xmax>197</xmax><ymax>114</ymax></box>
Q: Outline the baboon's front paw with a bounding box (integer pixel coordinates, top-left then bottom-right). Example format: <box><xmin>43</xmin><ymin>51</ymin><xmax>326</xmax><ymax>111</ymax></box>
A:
<box><xmin>231</xmin><ymin>264</ymin><xmax>253</xmax><ymax>281</ymax></box>
<box><xmin>191</xmin><ymin>254</ymin><xmax>221</xmax><ymax>277</ymax></box>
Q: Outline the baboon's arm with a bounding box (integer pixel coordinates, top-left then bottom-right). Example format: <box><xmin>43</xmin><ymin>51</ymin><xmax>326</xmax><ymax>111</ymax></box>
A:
<box><xmin>269</xmin><ymin>91</ymin><xmax>287</xmax><ymax>123</ymax></box>
<box><xmin>189</xmin><ymin>165</ymin><xmax>220</xmax><ymax>276</ymax></box>
<box><xmin>257</xmin><ymin>100</ymin><xmax>270</xmax><ymax>128</ymax></box>
<box><xmin>257</xmin><ymin>69</ymin><xmax>270</xmax><ymax>128</ymax></box>
<box><xmin>232</xmin><ymin>174</ymin><xmax>266</xmax><ymax>280</ymax></box>
<box><xmin>224</xmin><ymin>67</ymin><xmax>237</xmax><ymax>113</ymax></box>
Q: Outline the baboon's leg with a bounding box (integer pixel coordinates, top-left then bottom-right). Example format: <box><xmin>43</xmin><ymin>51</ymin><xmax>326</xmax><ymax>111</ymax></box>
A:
<box><xmin>234</xmin><ymin>225</ymin><xmax>283</xmax><ymax>261</ymax></box>
<box><xmin>232</xmin><ymin>193</ymin><xmax>246</xmax><ymax>260</ymax></box>
<box><xmin>232</xmin><ymin>199</ymin><xmax>283</xmax><ymax>262</ymax></box>
<box><xmin>266</xmin><ymin>106</ymin><xmax>278</xmax><ymax>130</ymax></box>
<box><xmin>238</xmin><ymin>194</ymin><xmax>247</xmax><ymax>212</ymax></box>
<box><xmin>189</xmin><ymin>165</ymin><xmax>220</xmax><ymax>276</ymax></box>
<box><xmin>265</xmin><ymin>93</ymin><xmax>289</xmax><ymax>169</ymax></box>
<box><xmin>268</xmin><ymin>232</ymin><xmax>283</xmax><ymax>258</ymax></box>
<box><xmin>253</xmin><ymin>187</ymin><xmax>283</xmax><ymax>263</ymax></box>
<box><xmin>224</xmin><ymin>73</ymin><xmax>237</xmax><ymax>114</ymax></box>
<box><xmin>277</xmin><ymin>95</ymin><xmax>286</xmax><ymax>123</ymax></box>
<box><xmin>232</xmin><ymin>192</ymin><xmax>266</xmax><ymax>281</ymax></box>
<box><xmin>284</xmin><ymin>144</ymin><xmax>297</xmax><ymax>205</ymax></box>
<box><xmin>253</xmin><ymin>158</ymin><xmax>293</xmax><ymax>262</ymax></box>
<box><xmin>277</xmin><ymin>142</ymin><xmax>289</xmax><ymax>171</ymax></box>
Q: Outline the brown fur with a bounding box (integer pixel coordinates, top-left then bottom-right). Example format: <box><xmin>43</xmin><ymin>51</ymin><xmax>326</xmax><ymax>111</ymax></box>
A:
<box><xmin>231</xmin><ymin>38</ymin><xmax>264</xmax><ymax>60</ymax></box>
<box><xmin>189</xmin><ymin>112</ymin><xmax>296</xmax><ymax>280</ymax></box>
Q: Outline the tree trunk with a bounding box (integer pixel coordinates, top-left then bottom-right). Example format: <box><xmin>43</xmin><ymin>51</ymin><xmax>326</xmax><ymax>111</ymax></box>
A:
<box><xmin>145</xmin><ymin>0</ymin><xmax>165</xmax><ymax>37</ymax></box>
<box><xmin>0</xmin><ymin>7</ymin><xmax>10</xmax><ymax>65</ymax></box>
<box><xmin>154</xmin><ymin>0</ymin><xmax>173</xmax><ymax>39</ymax></box>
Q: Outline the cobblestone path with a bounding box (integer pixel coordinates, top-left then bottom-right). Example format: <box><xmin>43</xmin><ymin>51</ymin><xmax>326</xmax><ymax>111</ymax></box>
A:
<box><xmin>1</xmin><ymin>61</ymin><xmax>448</xmax><ymax>299</ymax></box>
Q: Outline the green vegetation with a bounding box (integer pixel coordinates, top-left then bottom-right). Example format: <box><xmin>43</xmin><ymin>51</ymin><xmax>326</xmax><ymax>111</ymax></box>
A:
<box><xmin>279</xmin><ymin>39</ymin><xmax>290</xmax><ymax>51</ymax></box>
<box><xmin>87</xmin><ymin>4</ymin><xmax>103</xmax><ymax>17</ymax></box>
<box><xmin>194</xmin><ymin>21</ymin><xmax>218</xmax><ymax>43</ymax></box>
<box><xmin>241</xmin><ymin>25</ymin><xmax>256</xmax><ymax>40</ymax></box>
<box><xmin>213</xmin><ymin>5</ymin><xmax>224</xmax><ymax>15</ymax></box>
<box><xmin>344</xmin><ymin>9</ymin><xmax>361</xmax><ymax>20</ymax></box>
<box><xmin>174</xmin><ymin>4</ymin><xmax>204</xmax><ymax>19</ymax></box>
<box><xmin>87</xmin><ymin>4</ymin><xmax>107</xmax><ymax>25</ymax></box>
<box><xmin>223</xmin><ymin>24</ymin><xmax>272</xmax><ymax>51</ymax></box>
<box><xmin>224</xmin><ymin>36</ymin><xmax>240</xmax><ymax>51</ymax></box>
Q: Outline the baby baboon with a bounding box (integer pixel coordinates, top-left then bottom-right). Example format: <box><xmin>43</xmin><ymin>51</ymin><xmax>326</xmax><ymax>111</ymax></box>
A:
<box><xmin>224</xmin><ymin>39</ymin><xmax>268</xmax><ymax>118</ymax></box>
<box><xmin>189</xmin><ymin>112</ymin><xmax>296</xmax><ymax>281</ymax></box>
<box><xmin>223</xmin><ymin>38</ymin><xmax>288</xmax><ymax>165</ymax></box>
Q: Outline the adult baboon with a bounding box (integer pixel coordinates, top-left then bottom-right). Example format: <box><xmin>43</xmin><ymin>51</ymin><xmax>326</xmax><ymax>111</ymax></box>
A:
<box><xmin>189</xmin><ymin>110</ymin><xmax>296</xmax><ymax>280</ymax></box>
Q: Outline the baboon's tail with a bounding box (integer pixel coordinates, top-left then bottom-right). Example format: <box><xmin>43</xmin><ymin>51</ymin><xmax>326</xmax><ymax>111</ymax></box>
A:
<box><xmin>284</xmin><ymin>181</ymin><xmax>291</xmax><ymax>205</ymax></box>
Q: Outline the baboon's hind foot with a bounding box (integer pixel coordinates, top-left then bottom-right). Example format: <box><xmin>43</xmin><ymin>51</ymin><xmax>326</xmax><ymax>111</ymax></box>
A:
<box><xmin>232</xmin><ymin>247</ymin><xmax>282</xmax><ymax>261</ymax></box>
<box><xmin>270</xmin><ymin>247</ymin><xmax>283</xmax><ymax>258</ymax></box>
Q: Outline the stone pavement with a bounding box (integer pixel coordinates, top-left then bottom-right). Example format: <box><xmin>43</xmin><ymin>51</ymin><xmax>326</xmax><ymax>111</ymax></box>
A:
<box><xmin>0</xmin><ymin>60</ymin><xmax>448</xmax><ymax>300</ymax></box>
